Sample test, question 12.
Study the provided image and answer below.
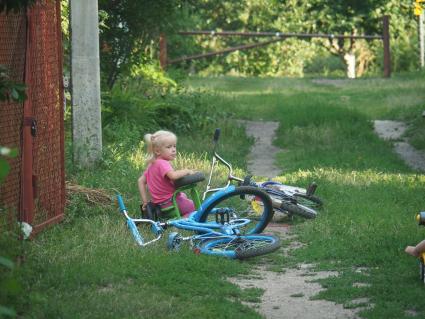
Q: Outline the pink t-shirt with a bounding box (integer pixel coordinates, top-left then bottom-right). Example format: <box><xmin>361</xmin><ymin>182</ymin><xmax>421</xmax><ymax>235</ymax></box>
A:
<box><xmin>144</xmin><ymin>159</ymin><xmax>175</xmax><ymax>204</ymax></box>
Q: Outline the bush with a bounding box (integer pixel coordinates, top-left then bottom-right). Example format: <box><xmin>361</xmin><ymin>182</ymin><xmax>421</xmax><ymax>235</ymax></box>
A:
<box><xmin>101</xmin><ymin>82</ymin><xmax>231</xmax><ymax>144</ymax></box>
<box><xmin>0</xmin><ymin>146</ymin><xmax>22</xmax><ymax>318</ymax></box>
<box><xmin>304</xmin><ymin>54</ymin><xmax>346</xmax><ymax>77</ymax></box>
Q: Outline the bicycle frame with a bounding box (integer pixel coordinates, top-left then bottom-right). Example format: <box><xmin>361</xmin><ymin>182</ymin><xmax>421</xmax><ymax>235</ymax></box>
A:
<box><xmin>118</xmin><ymin>186</ymin><xmax>249</xmax><ymax>240</ymax></box>
<box><xmin>117</xmin><ymin>192</ymin><xmax>276</xmax><ymax>258</ymax></box>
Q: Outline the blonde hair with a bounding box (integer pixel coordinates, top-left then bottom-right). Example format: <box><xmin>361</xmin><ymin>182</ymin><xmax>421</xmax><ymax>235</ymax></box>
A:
<box><xmin>144</xmin><ymin>130</ymin><xmax>177</xmax><ymax>164</ymax></box>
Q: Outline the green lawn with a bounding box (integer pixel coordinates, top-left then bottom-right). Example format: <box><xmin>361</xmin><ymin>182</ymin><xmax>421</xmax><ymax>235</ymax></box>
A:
<box><xmin>186</xmin><ymin>73</ymin><xmax>425</xmax><ymax>318</ymax></box>
<box><xmin>4</xmin><ymin>72</ymin><xmax>425</xmax><ymax>318</ymax></box>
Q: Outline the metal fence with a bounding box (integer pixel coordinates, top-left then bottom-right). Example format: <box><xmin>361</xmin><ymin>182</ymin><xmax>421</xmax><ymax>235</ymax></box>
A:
<box><xmin>0</xmin><ymin>0</ymin><xmax>64</xmax><ymax>236</ymax></box>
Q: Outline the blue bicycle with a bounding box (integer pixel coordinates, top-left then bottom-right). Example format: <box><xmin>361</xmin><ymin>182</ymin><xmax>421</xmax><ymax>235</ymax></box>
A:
<box><xmin>117</xmin><ymin>191</ymin><xmax>280</xmax><ymax>259</ymax></box>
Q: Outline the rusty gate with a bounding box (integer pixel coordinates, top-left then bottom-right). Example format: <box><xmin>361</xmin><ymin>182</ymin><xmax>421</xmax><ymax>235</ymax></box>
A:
<box><xmin>0</xmin><ymin>0</ymin><xmax>65</xmax><ymax>236</ymax></box>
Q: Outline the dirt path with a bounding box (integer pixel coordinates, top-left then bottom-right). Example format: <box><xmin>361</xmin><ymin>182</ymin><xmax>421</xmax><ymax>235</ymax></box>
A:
<box><xmin>239</xmin><ymin>120</ymin><xmax>282</xmax><ymax>178</ymax></box>
<box><xmin>230</xmin><ymin>266</ymin><xmax>360</xmax><ymax>319</ymax></box>
<box><xmin>373</xmin><ymin>120</ymin><xmax>425</xmax><ymax>171</ymax></box>
<box><xmin>229</xmin><ymin>223</ymin><xmax>363</xmax><ymax>319</ymax></box>
<box><xmin>235</xmin><ymin>120</ymin><xmax>362</xmax><ymax>319</ymax></box>
<box><xmin>232</xmin><ymin>119</ymin><xmax>425</xmax><ymax>319</ymax></box>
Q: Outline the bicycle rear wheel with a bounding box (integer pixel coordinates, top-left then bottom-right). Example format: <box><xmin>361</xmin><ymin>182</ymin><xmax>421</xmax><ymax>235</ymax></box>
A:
<box><xmin>198</xmin><ymin>234</ymin><xmax>280</xmax><ymax>259</ymax></box>
<box><xmin>294</xmin><ymin>193</ymin><xmax>323</xmax><ymax>209</ymax></box>
<box><xmin>199</xmin><ymin>186</ymin><xmax>274</xmax><ymax>235</ymax></box>
<box><xmin>279</xmin><ymin>200</ymin><xmax>317</xmax><ymax>219</ymax></box>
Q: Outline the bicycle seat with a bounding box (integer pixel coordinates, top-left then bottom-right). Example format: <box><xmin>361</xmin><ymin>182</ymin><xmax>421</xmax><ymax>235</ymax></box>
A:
<box><xmin>174</xmin><ymin>172</ymin><xmax>205</xmax><ymax>188</ymax></box>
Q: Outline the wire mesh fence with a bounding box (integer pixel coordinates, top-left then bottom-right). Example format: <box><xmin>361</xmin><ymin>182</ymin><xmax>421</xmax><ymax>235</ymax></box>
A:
<box><xmin>0</xmin><ymin>0</ymin><xmax>64</xmax><ymax>236</ymax></box>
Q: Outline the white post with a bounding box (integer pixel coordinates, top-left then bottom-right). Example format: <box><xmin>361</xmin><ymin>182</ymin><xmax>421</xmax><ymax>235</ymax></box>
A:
<box><xmin>344</xmin><ymin>52</ymin><xmax>356</xmax><ymax>79</ymax></box>
<box><xmin>70</xmin><ymin>0</ymin><xmax>102</xmax><ymax>167</ymax></box>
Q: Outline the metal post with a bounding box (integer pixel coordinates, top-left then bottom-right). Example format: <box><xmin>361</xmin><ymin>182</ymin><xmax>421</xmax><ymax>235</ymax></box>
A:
<box><xmin>168</xmin><ymin>38</ymin><xmax>282</xmax><ymax>65</ymax></box>
<box><xmin>22</xmin><ymin>8</ymin><xmax>34</xmax><ymax>224</ymax></box>
<box><xmin>383</xmin><ymin>15</ymin><xmax>391</xmax><ymax>78</ymax></box>
<box><xmin>159</xmin><ymin>33</ymin><xmax>167</xmax><ymax>70</ymax></box>
<box><xmin>418</xmin><ymin>11</ymin><xmax>425</xmax><ymax>68</ymax></box>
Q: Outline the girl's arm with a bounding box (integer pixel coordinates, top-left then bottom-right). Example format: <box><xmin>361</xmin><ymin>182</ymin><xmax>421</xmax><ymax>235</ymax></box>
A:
<box><xmin>138</xmin><ymin>174</ymin><xmax>149</xmax><ymax>210</ymax></box>
<box><xmin>166</xmin><ymin>168</ymin><xmax>195</xmax><ymax>181</ymax></box>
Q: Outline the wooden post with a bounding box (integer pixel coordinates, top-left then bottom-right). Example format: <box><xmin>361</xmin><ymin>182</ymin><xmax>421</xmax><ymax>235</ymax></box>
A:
<box><xmin>383</xmin><ymin>15</ymin><xmax>391</xmax><ymax>78</ymax></box>
<box><xmin>419</xmin><ymin>12</ymin><xmax>425</xmax><ymax>68</ymax></box>
<box><xmin>159</xmin><ymin>33</ymin><xmax>167</xmax><ymax>70</ymax></box>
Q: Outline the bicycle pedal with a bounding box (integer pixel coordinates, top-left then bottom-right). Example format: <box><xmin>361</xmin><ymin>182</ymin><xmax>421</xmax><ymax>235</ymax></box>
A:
<box><xmin>140</xmin><ymin>204</ymin><xmax>146</xmax><ymax>218</ymax></box>
<box><xmin>306</xmin><ymin>182</ymin><xmax>317</xmax><ymax>196</ymax></box>
<box><xmin>216</xmin><ymin>209</ymin><xmax>230</xmax><ymax>224</ymax></box>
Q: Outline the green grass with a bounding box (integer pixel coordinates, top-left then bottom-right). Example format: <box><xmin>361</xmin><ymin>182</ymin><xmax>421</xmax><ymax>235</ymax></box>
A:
<box><xmin>5</xmin><ymin>72</ymin><xmax>425</xmax><ymax>318</ymax></box>
<box><xmin>19</xmin><ymin>216</ymin><xmax>261</xmax><ymax>319</ymax></box>
<box><xmin>186</xmin><ymin>73</ymin><xmax>425</xmax><ymax>318</ymax></box>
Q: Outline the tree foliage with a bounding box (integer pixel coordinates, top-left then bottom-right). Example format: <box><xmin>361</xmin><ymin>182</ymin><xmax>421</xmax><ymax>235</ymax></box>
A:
<box><xmin>98</xmin><ymin>0</ymin><xmax>183</xmax><ymax>89</ymax></box>
<box><xmin>167</xmin><ymin>0</ymin><xmax>418</xmax><ymax>77</ymax></box>
<box><xmin>95</xmin><ymin>0</ymin><xmax>419</xmax><ymax>80</ymax></box>
<box><xmin>0</xmin><ymin>65</ymin><xmax>26</xmax><ymax>102</ymax></box>
<box><xmin>0</xmin><ymin>0</ymin><xmax>36</xmax><ymax>13</ymax></box>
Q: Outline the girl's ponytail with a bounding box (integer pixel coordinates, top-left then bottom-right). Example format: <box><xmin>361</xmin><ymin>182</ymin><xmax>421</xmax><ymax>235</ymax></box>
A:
<box><xmin>144</xmin><ymin>133</ymin><xmax>155</xmax><ymax>164</ymax></box>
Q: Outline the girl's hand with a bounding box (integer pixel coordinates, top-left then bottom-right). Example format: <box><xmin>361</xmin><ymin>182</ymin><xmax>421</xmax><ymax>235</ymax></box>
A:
<box><xmin>167</xmin><ymin>168</ymin><xmax>196</xmax><ymax>180</ymax></box>
<box><xmin>185</xmin><ymin>169</ymin><xmax>195</xmax><ymax>175</ymax></box>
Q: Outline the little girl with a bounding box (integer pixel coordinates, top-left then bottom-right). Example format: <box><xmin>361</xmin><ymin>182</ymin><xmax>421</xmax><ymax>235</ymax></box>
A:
<box><xmin>405</xmin><ymin>240</ymin><xmax>425</xmax><ymax>258</ymax></box>
<box><xmin>138</xmin><ymin>130</ymin><xmax>196</xmax><ymax>217</ymax></box>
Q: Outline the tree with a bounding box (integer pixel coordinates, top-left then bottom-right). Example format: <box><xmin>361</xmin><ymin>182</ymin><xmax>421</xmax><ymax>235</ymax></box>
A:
<box><xmin>172</xmin><ymin>0</ymin><xmax>317</xmax><ymax>76</ymax></box>
<box><xmin>93</xmin><ymin>0</ymin><xmax>417</xmax><ymax>79</ymax></box>
<box><xmin>305</xmin><ymin>0</ymin><xmax>408</xmax><ymax>77</ymax></box>
<box><xmin>98</xmin><ymin>0</ymin><xmax>183</xmax><ymax>89</ymax></box>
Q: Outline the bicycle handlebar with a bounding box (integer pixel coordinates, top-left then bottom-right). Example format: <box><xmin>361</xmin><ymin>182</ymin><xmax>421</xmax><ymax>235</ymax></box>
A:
<box><xmin>203</xmin><ymin>129</ymin><xmax>245</xmax><ymax>199</ymax></box>
<box><xmin>116</xmin><ymin>194</ymin><xmax>126</xmax><ymax>212</ymax></box>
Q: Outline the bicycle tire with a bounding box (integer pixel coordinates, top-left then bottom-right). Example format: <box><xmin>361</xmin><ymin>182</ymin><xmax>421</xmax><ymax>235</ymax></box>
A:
<box><xmin>279</xmin><ymin>200</ymin><xmax>317</xmax><ymax>219</ymax></box>
<box><xmin>294</xmin><ymin>193</ymin><xmax>323</xmax><ymax>209</ymax></box>
<box><xmin>199</xmin><ymin>186</ymin><xmax>274</xmax><ymax>235</ymax></box>
<box><xmin>198</xmin><ymin>234</ymin><xmax>281</xmax><ymax>259</ymax></box>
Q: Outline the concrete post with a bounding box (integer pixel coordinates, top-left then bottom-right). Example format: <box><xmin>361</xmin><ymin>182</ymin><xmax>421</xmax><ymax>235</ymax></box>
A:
<box><xmin>70</xmin><ymin>0</ymin><xmax>102</xmax><ymax>167</ymax></box>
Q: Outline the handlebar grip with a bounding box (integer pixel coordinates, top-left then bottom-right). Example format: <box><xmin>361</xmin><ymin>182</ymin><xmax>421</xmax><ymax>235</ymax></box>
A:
<box><xmin>417</xmin><ymin>211</ymin><xmax>425</xmax><ymax>226</ymax></box>
<box><xmin>116</xmin><ymin>194</ymin><xmax>126</xmax><ymax>212</ymax></box>
<box><xmin>213</xmin><ymin>128</ymin><xmax>221</xmax><ymax>142</ymax></box>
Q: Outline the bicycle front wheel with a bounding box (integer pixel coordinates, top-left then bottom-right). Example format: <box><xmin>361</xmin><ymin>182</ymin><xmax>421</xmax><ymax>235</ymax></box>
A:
<box><xmin>199</xmin><ymin>186</ymin><xmax>274</xmax><ymax>234</ymax></box>
<box><xmin>199</xmin><ymin>234</ymin><xmax>280</xmax><ymax>259</ymax></box>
